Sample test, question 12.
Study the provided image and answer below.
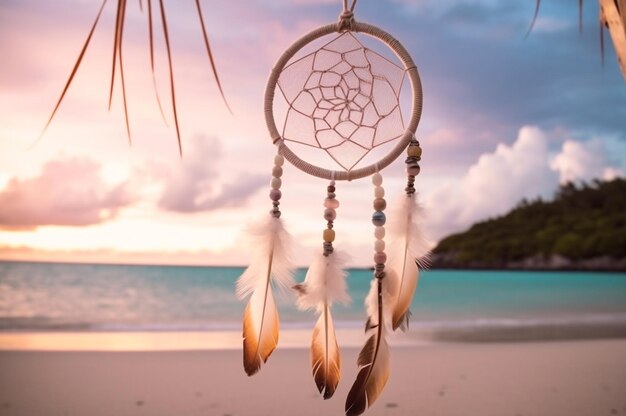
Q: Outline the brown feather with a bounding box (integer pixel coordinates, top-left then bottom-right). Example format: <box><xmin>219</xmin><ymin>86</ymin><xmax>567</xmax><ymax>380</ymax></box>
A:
<box><xmin>345</xmin><ymin>279</ymin><xmax>390</xmax><ymax>416</ymax></box>
<box><xmin>391</xmin><ymin>257</ymin><xmax>418</xmax><ymax>331</ymax></box>
<box><xmin>311</xmin><ymin>305</ymin><xmax>340</xmax><ymax>399</ymax></box>
<box><xmin>242</xmin><ymin>288</ymin><xmax>279</xmax><ymax>376</ymax></box>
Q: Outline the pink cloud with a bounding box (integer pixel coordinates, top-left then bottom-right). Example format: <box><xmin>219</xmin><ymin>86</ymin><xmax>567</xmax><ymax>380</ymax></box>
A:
<box><xmin>0</xmin><ymin>157</ymin><xmax>135</xmax><ymax>230</ymax></box>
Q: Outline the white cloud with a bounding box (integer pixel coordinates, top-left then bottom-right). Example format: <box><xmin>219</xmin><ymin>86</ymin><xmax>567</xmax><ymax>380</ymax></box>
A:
<box><xmin>550</xmin><ymin>138</ymin><xmax>625</xmax><ymax>183</ymax></box>
<box><xmin>423</xmin><ymin>126</ymin><xmax>624</xmax><ymax>240</ymax></box>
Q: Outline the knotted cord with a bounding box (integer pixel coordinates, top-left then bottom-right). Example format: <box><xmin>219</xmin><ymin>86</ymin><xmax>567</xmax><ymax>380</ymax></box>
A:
<box><xmin>338</xmin><ymin>0</ymin><xmax>358</xmax><ymax>31</ymax></box>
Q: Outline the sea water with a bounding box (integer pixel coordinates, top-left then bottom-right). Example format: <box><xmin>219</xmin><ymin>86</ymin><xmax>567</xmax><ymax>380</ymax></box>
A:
<box><xmin>2</xmin><ymin>261</ymin><xmax>626</xmax><ymax>337</ymax></box>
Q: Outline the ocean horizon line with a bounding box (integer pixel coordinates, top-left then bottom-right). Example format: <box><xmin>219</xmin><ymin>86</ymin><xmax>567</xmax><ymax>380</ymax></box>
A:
<box><xmin>2</xmin><ymin>259</ymin><xmax>625</xmax><ymax>274</ymax></box>
<box><xmin>0</xmin><ymin>258</ymin><xmax>375</xmax><ymax>271</ymax></box>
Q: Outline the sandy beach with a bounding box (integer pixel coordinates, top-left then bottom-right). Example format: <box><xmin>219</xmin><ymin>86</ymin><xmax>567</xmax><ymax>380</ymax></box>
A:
<box><xmin>1</xmin><ymin>339</ymin><xmax>625</xmax><ymax>416</ymax></box>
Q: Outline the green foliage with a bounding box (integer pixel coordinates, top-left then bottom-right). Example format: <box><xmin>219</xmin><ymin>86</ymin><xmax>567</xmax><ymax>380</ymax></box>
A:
<box><xmin>433</xmin><ymin>178</ymin><xmax>626</xmax><ymax>264</ymax></box>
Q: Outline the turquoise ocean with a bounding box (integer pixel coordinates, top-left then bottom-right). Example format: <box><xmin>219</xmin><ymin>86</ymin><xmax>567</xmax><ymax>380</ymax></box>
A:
<box><xmin>1</xmin><ymin>261</ymin><xmax>626</xmax><ymax>342</ymax></box>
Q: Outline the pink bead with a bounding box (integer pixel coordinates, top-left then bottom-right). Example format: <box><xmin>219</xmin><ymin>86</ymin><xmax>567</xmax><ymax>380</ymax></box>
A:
<box><xmin>374</xmin><ymin>252</ymin><xmax>387</xmax><ymax>264</ymax></box>
<box><xmin>324</xmin><ymin>198</ymin><xmax>339</xmax><ymax>209</ymax></box>
<box><xmin>269</xmin><ymin>189</ymin><xmax>282</xmax><ymax>201</ymax></box>
<box><xmin>323</xmin><ymin>208</ymin><xmax>336</xmax><ymax>221</ymax></box>
<box><xmin>272</xmin><ymin>166</ymin><xmax>283</xmax><ymax>178</ymax></box>
<box><xmin>373</xmin><ymin>198</ymin><xmax>386</xmax><ymax>211</ymax></box>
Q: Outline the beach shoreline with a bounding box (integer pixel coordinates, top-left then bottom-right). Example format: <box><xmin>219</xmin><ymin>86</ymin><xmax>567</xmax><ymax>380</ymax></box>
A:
<box><xmin>2</xmin><ymin>316</ymin><xmax>626</xmax><ymax>352</ymax></box>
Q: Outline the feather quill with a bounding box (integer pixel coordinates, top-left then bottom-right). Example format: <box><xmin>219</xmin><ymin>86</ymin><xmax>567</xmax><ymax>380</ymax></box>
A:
<box><xmin>294</xmin><ymin>251</ymin><xmax>350</xmax><ymax>399</ymax></box>
<box><xmin>387</xmin><ymin>194</ymin><xmax>431</xmax><ymax>331</ymax></box>
<box><xmin>236</xmin><ymin>216</ymin><xmax>295</xmax><ymax>376</ymax></box>
<box><xmin>345</xmin><ymin>271</ymin><xmax>396</xmax><ymax>416</ymax></box>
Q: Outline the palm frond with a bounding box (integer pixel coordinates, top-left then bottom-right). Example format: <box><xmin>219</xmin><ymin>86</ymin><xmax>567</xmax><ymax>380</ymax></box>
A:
<box><xmin>40</xmin><ymin>0</ymin><xmax>231</xmax><ymax>155</ymax></box>
<box><xmin>527</xmin><ymin>1</ymin><xmax>626</xmax><ymax>82</ymax></box>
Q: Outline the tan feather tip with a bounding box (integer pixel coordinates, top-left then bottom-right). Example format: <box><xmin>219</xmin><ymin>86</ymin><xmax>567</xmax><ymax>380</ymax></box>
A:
<box><xmin>315</xmin><ymin>377</ymin><xmax>338</xmax><ymax>400</ymax></box>
<box><xmin>243</xmin><ymin>339</ymin><xmax>276</xmax><ymax>376</ymax></box>
<box><xmin>392</xmin><ymin>309</ymin><xmax>412</xmax><ymax>332</ymax></box>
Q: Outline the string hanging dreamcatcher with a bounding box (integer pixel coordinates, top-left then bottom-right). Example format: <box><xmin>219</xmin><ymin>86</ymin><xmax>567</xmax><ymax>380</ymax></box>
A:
<box><xmin>236</xmin><ymin>1</ymin><xmax>429</xmax><ymax>415</ymax></box>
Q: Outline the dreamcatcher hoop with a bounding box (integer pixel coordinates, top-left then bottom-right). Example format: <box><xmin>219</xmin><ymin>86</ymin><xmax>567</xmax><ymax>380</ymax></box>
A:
<box><xmin>265</xmin><ymin>21</ymin><xmax>423</xmax><ymax>181</ymax></box>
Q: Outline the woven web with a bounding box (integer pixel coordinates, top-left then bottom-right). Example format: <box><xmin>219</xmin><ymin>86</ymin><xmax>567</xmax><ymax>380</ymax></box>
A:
<box><xmin>277</xmin><ymin>32</ymin><xmax>407</xmax><ymax>171</ymax></box>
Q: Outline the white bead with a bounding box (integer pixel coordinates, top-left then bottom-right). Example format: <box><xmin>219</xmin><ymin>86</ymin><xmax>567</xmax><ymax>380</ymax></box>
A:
<box><xmin>374</xmin><ymin>226</ymin><xmax>385</xmax><ymax>239</ymax></box>
<box><xmin>374</xmin><ymin>186</ymin><xmax>384</xmax><ymax>198</ymax></box>
<box><xmin>274</xmin><ymin>154</ymin><xmax>284</xmax><ymax>167</ymax></box>
<box><xmin>270</xmin><ymin>177</ymin><xmax>281</xmax><ymax>189</ymax></box>
<box><xmin>374</xmin><ymin>239</ymin><xmax>385</xmax><ymax>252</ymax></box>
<box><xmin>372</xmin><ymin>173</ymin><xmax>383</xmax><ymax>186</ymax></box>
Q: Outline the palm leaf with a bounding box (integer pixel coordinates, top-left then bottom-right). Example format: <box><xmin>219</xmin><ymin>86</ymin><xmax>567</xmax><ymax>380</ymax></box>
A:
<box><xmin>40</xmin><ymin>0</ymin><xmax>231</xmax><ymax>155</ymax></box>
<box><xmin>528</xmin><ymin>1</ymin><xmax>626</xmax><ymax>81</ymax></box>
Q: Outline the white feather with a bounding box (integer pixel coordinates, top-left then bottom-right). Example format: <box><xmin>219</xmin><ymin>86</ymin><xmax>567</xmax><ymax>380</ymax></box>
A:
<box><xmin>236</xmin><ymin>215</ymin><xmax>295</xmax><ymax>376</ymax></box>
<box><xmin>236</xmin><ymin>215</ymin><xmax>295</xmax><ymax>300</ymax></box>
<box><xmin>364</xmin><ymin>269</ymin><xmax>397</xmax><ymax>329</ymax></box>
<box><xmin>388</xmin><ymin>193</ymin><xmax>431</xmax><ymax>267</ymax></box>
<box><xmin>386</xmin><ymin>193</ymin><xmax>431</xmax><ymax>330</ymax></box>
<box><xmin>295</xmin><ymin>250</ymin><xmax>351</xmax><ymax>312</ymax></box>
<box><xmin>294</xmin><ymin>249</ymin><xmax>350</xmax><ymax>399</ymax></box>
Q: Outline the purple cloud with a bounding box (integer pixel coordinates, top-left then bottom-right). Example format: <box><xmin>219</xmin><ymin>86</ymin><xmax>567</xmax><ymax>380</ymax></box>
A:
<box><xmin>158</xmin><ymin>136</ymin><xmax>266</xmax><ymax>213</ymax></box>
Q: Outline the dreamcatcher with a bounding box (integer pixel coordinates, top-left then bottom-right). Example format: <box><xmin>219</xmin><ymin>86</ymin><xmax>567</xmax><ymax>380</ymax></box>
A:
<box><xmin>236</xmin><ymin>1</ymin><xmax>429</xmax><ymax>415</ymax></box>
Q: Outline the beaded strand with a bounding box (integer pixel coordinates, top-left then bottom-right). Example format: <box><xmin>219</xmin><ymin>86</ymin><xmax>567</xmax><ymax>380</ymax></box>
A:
<box><xmin>372</xmin><ymin>172</ymin><xmax>386</xmax><ymax>280</ymax></box>
<box><xmin>405</xmin><ymin>137</ymin><xmax>422</xmax><ymax>196</ymax></box>
<box><xmin>270</xmin><ymin>153</ymin><xmax>284</xmax><ymax>218</ymax></box>
<box><xmin>323</xmin><ymin>180</ymin><xmax>338</xmax><ymax>256</ymax></box>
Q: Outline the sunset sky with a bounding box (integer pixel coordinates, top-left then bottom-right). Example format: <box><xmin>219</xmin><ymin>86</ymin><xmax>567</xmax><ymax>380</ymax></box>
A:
<box><xmin>1</xmin><ymin>0</ymin><xmax>625</xmax><ymax>266</ymax></box>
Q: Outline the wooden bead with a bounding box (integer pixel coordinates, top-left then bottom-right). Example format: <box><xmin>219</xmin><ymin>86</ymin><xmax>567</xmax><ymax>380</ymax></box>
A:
<box><xmin>374</xmin><ymin>239</ymin><xmax>385</xmax><ymax>253</ymax></box>
<box><xmin>272</xmin><ymin>166</ymin><xmax>283</xmax><ymax>178</ymax></box>
<box><xmin>407</xmin><ymin>164</ymin><xmax>421</xmax><ymax>176</ymax></box>
<box><xmin>374</xmin><ymin>186</ymin><xmax>384</xmax><ymax>198</ymax></box>
<box><xmin>372</xmin><ymin>211</ymin><xmax>386</xmax><ymax>226</ymax></box>
<box><xmin>373</xmin><ymin>197</ymin><xmax>386</xmax><ymax>211</ymax></box>
<box><xmin>374</xmin><ymin>226</ymin><xmax>385</xmax><ymax>239</ymax></box>
<box><xmin>269</xmin><ymin>189</ymin><xmax>282</xmax><ymax>201</ymax></box>
<box><xmin>408</xmin><ymin>146</ymin><xmax>422</xmax><ymax>158</ymax></box>
<box><xmin>323</xmin><ymin>208</ymin><xmax>336</xmax><ymax>221</ymax></box>
<box><xmin>374</xmin><ymin>252</ymin><xmax>387</xmax><ymax>264</ymax></box>
<box><xmin>324</xmin><ymin>198</ymin><xmax>340</xmax><ymax>209</ymax></box>
<box><xmin>274</xmin><ymin>154</ymin><xmax>284</xmax><ymax>166</ymax></box>
<box><xmin>270</xmin><ymin>177</ymin><xmax>281</xmax><ymax>189</ymax></box>
<box><xmin>323</xmin><ymin>228</ymin><xmax>336</xmax><ymax>242</ymax></box>
<box><xmin>372</xmin><ymin>173</ymin><xmax>383</xmax><ymax>186</ymax></box>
